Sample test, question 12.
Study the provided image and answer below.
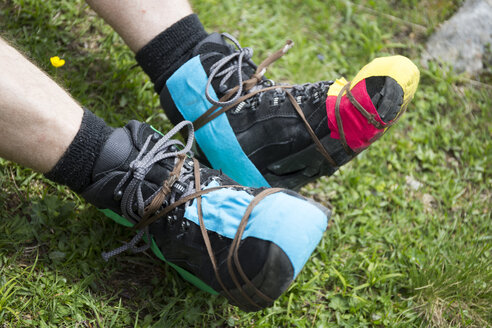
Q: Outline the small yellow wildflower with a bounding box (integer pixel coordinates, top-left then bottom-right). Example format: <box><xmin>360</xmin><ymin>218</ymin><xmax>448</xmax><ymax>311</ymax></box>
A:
<box><xmin>50</xmin><ymin>56</ymin><xmax>65</xmax><ymax>68</ymax></box>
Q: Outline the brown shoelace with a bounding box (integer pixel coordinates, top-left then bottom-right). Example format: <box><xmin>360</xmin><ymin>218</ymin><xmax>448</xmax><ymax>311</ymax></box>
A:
<box><xmin>193</xmin><ymin>41</ymin><xmax>408</xmax><ymax>164</ymax></box>
<box><xmin>134</xmin><ymin>155</ymin><xmax>284</xmax><ymax>309</ymax></box>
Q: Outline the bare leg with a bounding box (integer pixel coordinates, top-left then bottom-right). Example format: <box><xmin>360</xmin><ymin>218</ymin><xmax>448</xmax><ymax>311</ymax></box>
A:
<box><xmin>0</xmin><ymin>37</ymin><xmax>83</xmax><ymax>173</ymax></box>
<box><xmin>85</xmin><ymin>0</ymin><xmax>193</xmax><ymax>52</ymax></box>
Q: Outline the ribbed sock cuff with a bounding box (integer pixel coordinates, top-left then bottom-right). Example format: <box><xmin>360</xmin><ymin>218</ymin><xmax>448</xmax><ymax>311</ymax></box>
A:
<box><xmin>135</xmin><ymin>14</ymin><xmax>208</xmax><ymax>93</ymax></box>
<box><xmin>44</xmin><ymin>108</ymin><xmax>113</xmax><ymax>193</ymax></box>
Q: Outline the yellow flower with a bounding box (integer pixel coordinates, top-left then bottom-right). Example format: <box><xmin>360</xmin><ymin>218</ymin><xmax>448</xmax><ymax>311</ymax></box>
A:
<box><xmin>50</xmin><ymin>56</ymin><xmax>65</xmax><ymax>68</ymax></box>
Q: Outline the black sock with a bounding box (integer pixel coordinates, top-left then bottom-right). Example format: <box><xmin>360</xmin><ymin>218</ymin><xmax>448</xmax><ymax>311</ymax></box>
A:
<box><xmin>135</xmin><ymin>14</ymin><xmax>208</xmax><ymax>94</ymax></box>
<box><xmin>45</xmin><ymin>108</ymin><xmax>113</xmax><ymax>193</ymax></box>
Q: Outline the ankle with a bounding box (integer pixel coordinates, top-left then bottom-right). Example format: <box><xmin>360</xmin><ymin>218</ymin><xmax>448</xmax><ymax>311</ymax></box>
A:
<box><xmin>44</xmin><ymin>108</ymin><xmax>113</xmax><ymax>193</ymax></box>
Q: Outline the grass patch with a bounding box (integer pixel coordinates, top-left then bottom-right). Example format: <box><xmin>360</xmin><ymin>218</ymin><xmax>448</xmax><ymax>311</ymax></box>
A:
<box><xmin>0</xmin><ymin>0</ymin><xmax>490</xmax><ymax>327</ymax></box>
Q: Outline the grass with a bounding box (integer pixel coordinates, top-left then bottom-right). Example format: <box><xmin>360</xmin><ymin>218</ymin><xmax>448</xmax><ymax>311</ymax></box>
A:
<box><xmin>0</xmin><ymin>0</ymin><xmax>490</xmax><ymax>327</ymax></box>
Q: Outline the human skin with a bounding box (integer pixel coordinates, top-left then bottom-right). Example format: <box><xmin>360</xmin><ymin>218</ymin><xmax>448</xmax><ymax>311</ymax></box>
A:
<box><xmin>0</xmin><ymin>37</ymin><xmax>83</xmax><ymax>173</ymax></box>
<box><xmin>0</xmin><ymin>1</ymin><xmax>192</xmax><ymax>171</ymax></box>
<box><xmin>85</xmin><ymin>0</ymin><xmax>193</xmax><ymax>53</ymax></box>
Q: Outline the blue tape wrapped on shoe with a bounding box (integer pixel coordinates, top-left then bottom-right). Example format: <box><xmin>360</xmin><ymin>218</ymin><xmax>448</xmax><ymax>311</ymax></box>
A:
<box><xmin>166</xmin><ymin>55</ymin><xmax>270</xmax><ymax>188</ymax></box>
<box><xmin>184</xmin><ymin>180</ymin><xmax>328</xmax><ymax>277</ymax></box>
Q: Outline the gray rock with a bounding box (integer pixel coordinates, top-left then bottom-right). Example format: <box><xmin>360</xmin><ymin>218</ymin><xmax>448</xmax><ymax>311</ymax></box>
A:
<box><xmin>422</xmin><ymin>0</ymin><xmax>492</xmax><ymax>75</ymax></box>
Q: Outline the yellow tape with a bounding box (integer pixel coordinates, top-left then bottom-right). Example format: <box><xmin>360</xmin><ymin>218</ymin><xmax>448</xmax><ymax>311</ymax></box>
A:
<box><xmin>327</xmin><ymin>55</ymin><xmax>420</xmax><ymax>106</ymax></box>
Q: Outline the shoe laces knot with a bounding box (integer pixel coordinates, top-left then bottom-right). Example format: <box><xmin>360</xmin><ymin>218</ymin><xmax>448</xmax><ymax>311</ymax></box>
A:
<box><xmin>192</xmin><ymin>37</ymin><xmax>297</xmax><ymax>131</ymax></box>
<box><xmin>103</xmin><ymin>121</ymin><xmax>196</xmax><ymax>260</ymax></box>
<box><xmin>129</xmin><ymin>161</ymin><xmax>148</xmax><ymax>181</ymax></box>
<box><xmin>206</xmin><ymin>33</ymin><xmax>255</xmax><ymax>108</ymax></box>
<box><xmin>205</xmin><ymin>33</ymin><xmax>294</xmax><ymax>110</ymax></box>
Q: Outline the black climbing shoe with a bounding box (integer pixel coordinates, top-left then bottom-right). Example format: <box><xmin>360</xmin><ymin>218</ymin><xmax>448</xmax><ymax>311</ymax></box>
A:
<box><xmin>160</xmin><ymin>33</ymin><xmax>419</xmax><ymax>190</ymax></box>
<box><xmin>81</xmin><ymin>120</ymin><xmax>330</xmax><ymax>312</ymax></box>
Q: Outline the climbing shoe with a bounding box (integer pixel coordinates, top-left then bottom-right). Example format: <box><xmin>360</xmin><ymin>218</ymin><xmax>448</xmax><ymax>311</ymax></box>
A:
<box><xmin>81</xmin><ymin>120</ymin><xmax>330</xmax><ymax>312</ymax></box>
<box><xmin>160</xmin><ymin>33</ymin><xmax>420</xmax><ymax>190</ymax></box>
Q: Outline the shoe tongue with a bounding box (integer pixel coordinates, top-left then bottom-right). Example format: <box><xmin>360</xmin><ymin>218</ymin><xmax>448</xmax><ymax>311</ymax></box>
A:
<box><xmin>192</xmin><ymin>33</ymin><xmax>256</xmax><ymax>98</ymax></box>
<box><xmin>365</xmin><ymin>76</ymin><xmax>404</xmax><ymax>123</ymax></box>
<box><xmin>92</xmin><ymin>121</ymin><xmax>173</xmax><ymax>188</ymax></box>
<box><xmin>192</xmin><ymin>32</ymin><xmax>235</xmax><ymax>57</ymax></box>
<box><xmin>92</xmin><ymin>127</ymin><xmax>134</xmax><ymax>178</ymax></box>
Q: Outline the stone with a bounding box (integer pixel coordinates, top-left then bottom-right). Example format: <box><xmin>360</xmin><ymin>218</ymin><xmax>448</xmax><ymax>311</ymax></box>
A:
<box><xmin>422</xmin><ymin>0</ymin><xmax>492</xmax><ymax>75</ymax></box>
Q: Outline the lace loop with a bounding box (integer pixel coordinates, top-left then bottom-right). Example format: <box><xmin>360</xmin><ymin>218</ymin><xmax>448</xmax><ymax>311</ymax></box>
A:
<box><xmin>105</xmin><ymin>121</ymin><xmax>195</xmax><ymax>257</ymax></box>
<box><xmin>205</xmin><ymin>33</ymin><xmax>255</xmax><ymax>108</ymax></box>
<box><xmin>101</xmin><ymin>228</ymin><xmax>151</xmax><ymax>261</ymax></box>
<box><xmin>193</xmin><ymin>38</ymin><xmax>295</xmax><ymax>131</ymax></box>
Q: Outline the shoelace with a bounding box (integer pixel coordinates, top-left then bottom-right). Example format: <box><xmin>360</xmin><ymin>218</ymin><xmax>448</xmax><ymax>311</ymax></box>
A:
<box><xmin>195</xmin><ymin>35</ymin><xmax>408</xmax><ymax>165</ymax></box>
<box><xmin>195</xmin><ymin>34</ymin><xmax>340</xmax><ymax>167</ymax></box>
<box><xmin>102</xmin><ymin>120</ymin><xmax>195</xmax><ymax>261</ymax></box>
<box><xmin>205</xmin><ymin>33</ymin><xmax>257</xmax><ymax>108</ymax></box>
<box><xmin>102</xmin><ymin>120</ymin><xmax>286</xmax><ymax>310</ymax></box>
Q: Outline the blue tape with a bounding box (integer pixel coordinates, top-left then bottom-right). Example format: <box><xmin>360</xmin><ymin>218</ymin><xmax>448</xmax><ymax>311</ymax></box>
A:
<box><xmin>184</xmin><ymin>182</ymin><xmax>327</xmax><ymax>277</ymax></box>
<box><xmin>166</xmin><ymin>56</ymin><xmax>270</xmax><ymax>188</ymax></box>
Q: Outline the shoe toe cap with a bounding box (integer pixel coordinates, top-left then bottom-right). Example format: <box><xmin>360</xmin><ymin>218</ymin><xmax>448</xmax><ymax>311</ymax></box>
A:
<box><xmin>352</xmin><ymin>55</ymin><xmax>420</xmax><ymax>105</ymax></box>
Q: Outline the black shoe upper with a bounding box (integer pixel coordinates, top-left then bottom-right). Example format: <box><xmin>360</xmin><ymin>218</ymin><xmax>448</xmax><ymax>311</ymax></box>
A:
<box><xmin>160</xmin><ymin>33</ymin><xmax>404</xmax><ymax>189</ymax></box>
<box><xmin>80</xmin><ymin>120</ymin><xmax>308</xmax><ymax>311</ymax></box>
<box><xmin>160</xmin><ymin>33</ymin><xmax>347</xmax><ymax>189</ymax></box>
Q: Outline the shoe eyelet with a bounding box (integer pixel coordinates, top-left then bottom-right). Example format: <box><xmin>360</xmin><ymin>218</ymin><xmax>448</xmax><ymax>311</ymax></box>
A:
<box><xmin>114</xmin><ymin>190</ymin><xmax>123</xmax><ymax>201</ymax></box>
<box><xmin>219</xmin><ymin>84</ymin><xmax>228</xmax><ymax>93</ymax></box>
<box><xmin>172</xmin><ymin>181</ymin><xmax>186</xmax><ymax>194</ymax></box>
<box><xmin>311</xmin><ymin>91</ymin><xmax>320</xmax><ymax>103</ymax></box>
<box><xmin>295</xmin><ymin>95</ymin><xmax>303</xmax><ymax>104</ymax></box>
<box><xmin>167</xmin><ymin>215</ymin><xmax>177</xmax><ymax>225</ymax></box>
<box><xmin>250</xmin><ymin>99</ymin><xmax>259</xmax><ymax>111</ymax></box>
<box><xmin>181</xmin><ymin>220</ymin><xmax>190</xmax><ymax>231</ymax></box>
<box><xmin>151</xmin><ymin>132</ymin><xmax>161</xmax><ymax>142</ymax></box>
<box><xmin>270</xmin><ymin>96</ymin><xmax>280</xmax><ymax>107</ymax></box>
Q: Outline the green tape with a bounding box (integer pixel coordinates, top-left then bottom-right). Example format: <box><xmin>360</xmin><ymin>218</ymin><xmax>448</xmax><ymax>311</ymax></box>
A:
<box><xmin>99</xmin><ymin>208</ymin><xmax>219</xmax><ymax>295</ymax></box>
